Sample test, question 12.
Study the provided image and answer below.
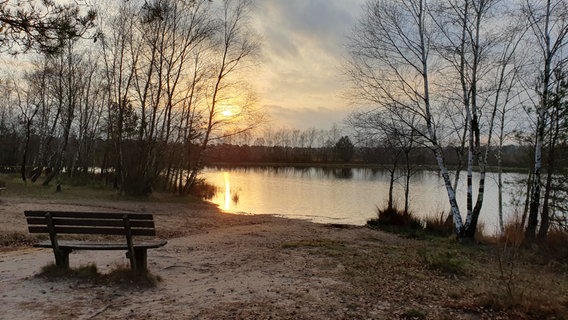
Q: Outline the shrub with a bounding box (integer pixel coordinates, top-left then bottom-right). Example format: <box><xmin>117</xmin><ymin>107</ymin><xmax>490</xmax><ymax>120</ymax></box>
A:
<box><xmin>190</xmin><ymin>178</ymin><xmax>217</xmax><ymax>200</ymax></box>
<box><xmin>499</xmin><ymin>220</ymin><xmax>525</xmax><ymax>247</ymax></box>
<box><xmin>539</xmin><ymin>229</ymin><xmax>568</xmax><ymax>262</ymax></box>
<box><xmin>368</xmin><ymin>206</ymin><xmax>422</xmax><ymax>229</ymax></box>
<box><xmin>367</xmin><ymin>206</ymin><xmax>423</xmax><ymax>238</ymax></box>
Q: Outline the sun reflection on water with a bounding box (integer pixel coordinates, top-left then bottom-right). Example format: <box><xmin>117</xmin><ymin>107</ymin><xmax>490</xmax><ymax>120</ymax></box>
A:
<box><xmin>223</xmin><ymin>171</ymin><xmax>231</xmax><ymax>211</ymax></box>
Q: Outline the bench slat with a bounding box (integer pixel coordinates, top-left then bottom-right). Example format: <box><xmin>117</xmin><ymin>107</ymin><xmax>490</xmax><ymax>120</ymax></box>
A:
<box><xmin>26</xmin><ymin>217</ymin><xmax>155</xmax><ymax>228</ymax></box>
<box><xmin>24</xmin><ymin>210</ymin><xmax>154</xmax><ymax>220</ymax></box>
<box><xmin>34</xmin><ymin>240</ymin><xmax>167</xmax><ymax>250</ymax></box>
<box><xmin>28</xmin><ymin>226</ymin><xmax>156</xmax><ymax>236</ymax></box>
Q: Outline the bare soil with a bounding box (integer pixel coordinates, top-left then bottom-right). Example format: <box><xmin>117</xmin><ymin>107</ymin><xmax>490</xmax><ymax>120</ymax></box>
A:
<box><xmin>0</xmin><ymin>196</ymin><xmax>566</xmax><ymax>319</ymax></box>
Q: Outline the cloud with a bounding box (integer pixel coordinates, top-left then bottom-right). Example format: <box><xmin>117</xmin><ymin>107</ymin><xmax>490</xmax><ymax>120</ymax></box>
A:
<box><xmin>256</xmin><ymin>0</ymin><xmax>362</xmax><ymax>54</ymax></box>
<box><xmin>263</xmin><ymin>104</ymin><xmax>351</xmax><ymax>130</ymax></box>
<box><xmin>250</xmin><ymin>0</ymin><xmax>366</xmax><ymax>130</ymax></box>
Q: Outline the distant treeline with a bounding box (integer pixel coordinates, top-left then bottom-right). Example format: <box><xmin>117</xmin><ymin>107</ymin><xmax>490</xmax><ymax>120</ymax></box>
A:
<box><xmin>0</xmin><ymin>132</ymin><xmax>545</xmax><ymax>178</ymax></box>
<box><xmin>204</xmin><ymin>143</ymin><xmax>539</xmax><ymax>170</ymax></box>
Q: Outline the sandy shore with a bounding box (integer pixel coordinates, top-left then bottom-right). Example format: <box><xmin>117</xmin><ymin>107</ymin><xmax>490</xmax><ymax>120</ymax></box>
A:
<box><xmin>4</xmin><ymin>196</ymin><xmax>559</xmax><ymax>319</ymax></box>
<box><xmin>1</xmin><ymin>197</ymin><xmax>411</xmax><ymax>319</ymax></box>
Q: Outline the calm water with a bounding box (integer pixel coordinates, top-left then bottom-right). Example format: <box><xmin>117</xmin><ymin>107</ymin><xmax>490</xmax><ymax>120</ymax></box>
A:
<box><xmin>202</xmin><ymin>167</ymin><xmax>525</xmax><ymax>233</ymax></box>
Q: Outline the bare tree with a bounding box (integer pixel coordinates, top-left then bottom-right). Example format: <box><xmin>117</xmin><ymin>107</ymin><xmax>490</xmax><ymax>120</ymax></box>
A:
<box><xmin>12</xmin><ymin>76</ymin><xmax>38</xmax><ymax>182</ymax></box>
<box><xmin>99</xmin><ymin>0</ymin><xmax>139</xmax><ymax>193</ymax></box>
<box><xmin>186</xmin><ymin>0</ymin><xmax>260</xmax><ymax>189</ymax></box>
<box><xmin>348</xmin><ymin>108</ymin><xmax>419</xmax><ymax>213</ymax></box>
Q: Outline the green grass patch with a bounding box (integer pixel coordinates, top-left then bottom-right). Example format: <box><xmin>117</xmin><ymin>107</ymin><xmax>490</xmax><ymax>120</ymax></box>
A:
<box><xmin>0</xmin><ymin>173</ymin><xmax>120</xmax><ymax>201</ymax></box>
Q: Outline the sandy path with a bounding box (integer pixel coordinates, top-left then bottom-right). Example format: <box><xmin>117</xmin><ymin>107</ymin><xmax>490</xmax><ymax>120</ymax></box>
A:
<box><xmin>0</xmin><ymin>197</ymin><xmax>401</xmax><ymax>319</ymax></box>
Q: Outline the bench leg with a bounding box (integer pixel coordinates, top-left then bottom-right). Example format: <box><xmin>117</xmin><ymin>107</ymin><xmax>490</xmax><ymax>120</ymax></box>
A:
<box><xmin>53</xmin><ymin>249</ymin><xmax>71</xmax><ymax>269</ymax></box>
<box><xmin>126</xmin><ymin>249</ymin><xmax>148</xmax><ymax>272</ymax></box>
<box><xmin>134</xmin><ymin>248</ymin><xmax>148</xmax><ymax>271</ymax></box>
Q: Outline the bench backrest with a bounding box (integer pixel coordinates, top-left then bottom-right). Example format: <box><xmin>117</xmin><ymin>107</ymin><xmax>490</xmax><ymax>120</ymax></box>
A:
<box><xmin>24</xmin><ymin>210</ymin><xmax>156</xmax><ymax>237</ymax></box>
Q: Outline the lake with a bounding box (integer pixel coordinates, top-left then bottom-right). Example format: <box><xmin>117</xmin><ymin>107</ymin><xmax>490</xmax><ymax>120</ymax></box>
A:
<box><xmin>201</xmin><ymin>166</ymin><xmax>526</xmax><ymax>234</ymax></box>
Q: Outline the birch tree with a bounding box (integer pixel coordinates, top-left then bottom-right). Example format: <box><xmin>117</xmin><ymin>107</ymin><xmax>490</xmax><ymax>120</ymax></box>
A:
<box><xmin>347</xmin><ymin>0</ymin><xmax>526</xmax><ymax>239</ymax></box>
<box><xmin>347</xmin><ymin>0</ymin><xmax>468</xmax><ymax>236</ymax></box>
<box><xmin>523</xmin><ymin>0</ymin><xmax>568</xmax><ymax>243</ymax></box>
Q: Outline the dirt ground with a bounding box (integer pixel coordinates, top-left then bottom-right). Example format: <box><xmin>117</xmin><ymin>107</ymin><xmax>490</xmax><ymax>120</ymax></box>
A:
<box><xmin>0</xmin><ymin>197</ymin><xmax>561</xmax><ymax>319</ymax></box>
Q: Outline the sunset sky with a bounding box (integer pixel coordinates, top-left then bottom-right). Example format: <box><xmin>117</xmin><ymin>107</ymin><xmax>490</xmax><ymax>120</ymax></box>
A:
<box><xmin>251</xmin><ymin>0</ymin><xmax>367</xmax><ymax>130</ymax></box>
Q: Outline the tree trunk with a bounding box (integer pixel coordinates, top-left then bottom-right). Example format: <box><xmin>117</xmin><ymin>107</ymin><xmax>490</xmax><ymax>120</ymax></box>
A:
<box><xmin>387</xmin><ymin>168</ymin><xmax>395</xmax><ymax>210</ymax></box>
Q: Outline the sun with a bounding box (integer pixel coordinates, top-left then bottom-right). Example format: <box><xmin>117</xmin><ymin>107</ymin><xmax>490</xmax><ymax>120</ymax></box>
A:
<box><xmin>221</xmin><ymin>109</ymin><xmax>234</xmax><ymax>117</ymax></box>
<box><xmin>219</xmin><ymin>104</ymin><xmax>240</xmax><ymax>118</ymax></box>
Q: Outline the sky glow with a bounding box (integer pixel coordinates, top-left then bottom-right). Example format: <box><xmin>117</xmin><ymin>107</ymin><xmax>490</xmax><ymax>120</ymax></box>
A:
<box><xmin>250</xmin><ymin>0</ymin><xmax>366</xmax><ymax>130</ymax></box>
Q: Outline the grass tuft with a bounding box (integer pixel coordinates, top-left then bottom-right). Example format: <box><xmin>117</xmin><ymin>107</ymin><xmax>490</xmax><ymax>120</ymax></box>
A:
<box><xmin>367</xmin><ymin>206</ymin><xmax>423</xmax><ymax>237</ymax></box>
<box><xmin>36</xmin><ymin>262</ymin><xmax>161</xmax><ymax>288</ymax></box>
<box><xmin>105</xmin><ymin>264</ymin><xmax>162</xmax><ymax>288</ymax></box>
<box><xmin>39</xmin><ymin>263</ymin><xmax>99</xmax><ymax>280</ymax></box>
<box><xmin>418</xmin><ymin>249</ymin><xmax>466</xmax><ymax>275</ymax></box>
<box><xmin>498</xmin><ymin>220</ymin><xmax>525</xmax><ymax>247</ymax></box>
<box><xmin>190</xmin><ymin>178</ymin><xmax>217</xmax><ymax>200</ymax></box>
<box><xmin>423</xmin><ymin>212</ymin><xmax>454</xmax><ymax>237</ymax></box>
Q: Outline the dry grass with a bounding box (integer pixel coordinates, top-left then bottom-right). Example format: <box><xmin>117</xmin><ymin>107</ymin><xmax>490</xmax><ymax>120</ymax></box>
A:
<box><xmin>423</xmin><ymin>212</ymin><xmax>454</xmax><ymax>237</ymax></box>
<box><xmin>331</xmin><ymin>234</ymin><xmax>568</xmax><ymax>319</ymax></box>
<box><xmin>0</xmin><ymin>231</ymin><xmax>38</xmax><ymax>248</ymax></box>
<box><xmin>281</xmin><ymin>238</ymin><xmax>345</xmax><ymax>249</ymax></box>
<box><xmin>36</xmin><ymin>262</ymin><xmax>161</xmax><ymax>289</ymax></box>
<box><xmin>367</xmin><ymin>206</ymin><xmax>424</xmax><ymax>237</ymax></box>
<box><xmin>104</xmin><ymin>263</ymin><xmax>162</xmax><ymax>288</ymax></box>
<box><xmin>38</xmin><ymin>263</ymin><xmax>99</xmax><ymax>280</ymax></box>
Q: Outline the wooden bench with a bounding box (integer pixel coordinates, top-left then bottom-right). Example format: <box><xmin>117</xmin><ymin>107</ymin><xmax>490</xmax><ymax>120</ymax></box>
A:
<box><xmin>24</xmin><ymin>210</ymin><xmax>167</xmax><ymax>272</ymax></box>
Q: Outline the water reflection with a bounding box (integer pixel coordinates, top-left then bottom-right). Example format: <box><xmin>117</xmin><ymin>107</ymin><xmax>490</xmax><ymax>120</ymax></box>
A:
<box><xmin>202</xmin><ymin>166</ymin><xmax>524</xmax><ymax>232</ymax></box>
<box><xmin>223</xmin><ymin>171</ymin><xmax>231</xmax><ymax>211</ymax></box>
<box><xmin>331</xmin><ymin>168</ymin><xmax>353</xmax><ymax>179</ymax></box>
